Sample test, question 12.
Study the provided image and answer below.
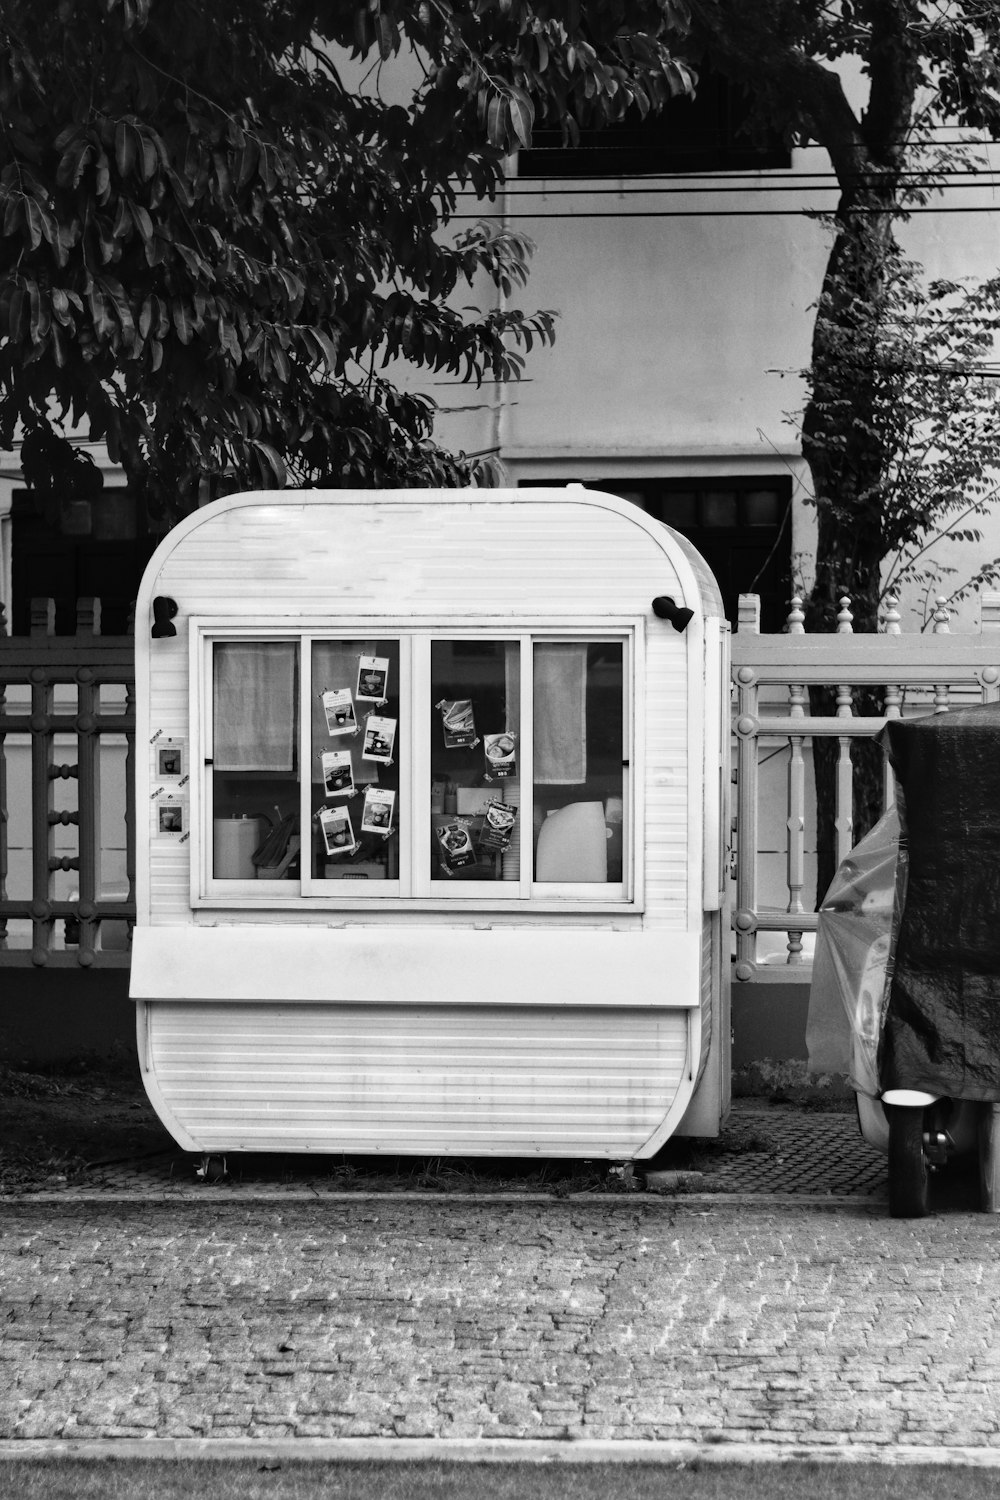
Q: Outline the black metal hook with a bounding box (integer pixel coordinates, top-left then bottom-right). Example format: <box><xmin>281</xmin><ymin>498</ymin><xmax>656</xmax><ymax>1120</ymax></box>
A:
<box><xmin>151</xmin><ymin>596</ymin><xmax>178</xmax><ymax>638</ymax></box>
<box><xmin>652</xmin><ymin>596</ymin><xmax>695</xmax><ymax>633</ymax></box>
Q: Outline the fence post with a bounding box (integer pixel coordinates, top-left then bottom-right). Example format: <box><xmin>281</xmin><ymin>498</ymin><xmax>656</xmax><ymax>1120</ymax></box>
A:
<box><xmin>981</xmin><ymin>594</ymin><xmax>1000</xmax><ymax>634</ymax></box>
<box><xmin>75</xmin><ymin>598</ymin><xmax>101</xmax><ymax>965</ymax></box>
<box><xmin>0</xmin><ymin>598</ymin><xmax>6</xmax><ymax>948</ymax></box>
<box><xmin>125</xmin><ymin>605</ymin><xmax>136</xmax><ymax>944</ymax></box>
<box><xmin>785</xmin><ymin>595</ymin><xmax>807</xmax><ymax>963</ymax></box>
<box><xmin>29</xmin><ymin>599</ymin><xmax>56</xmax><ymax>964</ymax></box>
<box><xmin>833</xmin><ymin>597</ymin><xmax>854</xmax><ymax>864</ymax></box>
<box><xmin>733</xmin><ymin>595</ymin><xmax>761</xmax><ymax>978</ymax></box>
<box><xmin>978</xmin><ymin>595</ymin><xmax>1000</xmax><ymax>704</ymax></box>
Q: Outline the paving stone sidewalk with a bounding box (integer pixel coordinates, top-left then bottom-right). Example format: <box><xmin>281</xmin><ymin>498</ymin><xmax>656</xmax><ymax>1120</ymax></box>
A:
<box><xmin>3</xmin><ymin>1192</ymin><xmax>999</xmax><ymax>1449</ymax></box>
<box><xmin>3</xmin><ymin>1103</ymin><xmax>999</xmax><ymax>1453</ymax></box>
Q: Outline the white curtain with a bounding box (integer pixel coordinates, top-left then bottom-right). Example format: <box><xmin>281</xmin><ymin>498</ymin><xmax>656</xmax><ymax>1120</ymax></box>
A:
<box><xmin>214</xmin><ymin>642</ymin><xmax>297</xmax><ymax>771</ymax></box>
<box><xmin>533</xmin><ymin>643</ymin><xmax>588</xmax><ymax>785</ymax></box>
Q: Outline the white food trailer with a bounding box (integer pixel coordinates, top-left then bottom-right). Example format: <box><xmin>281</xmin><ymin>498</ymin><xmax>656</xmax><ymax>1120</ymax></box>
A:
<box><xmin>130</xmin><ymin>487</ymin><xmax>731</xmax><ymax>1169</ymax></box>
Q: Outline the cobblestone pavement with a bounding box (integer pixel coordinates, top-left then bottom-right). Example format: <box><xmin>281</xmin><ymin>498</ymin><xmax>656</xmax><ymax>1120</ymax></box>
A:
<box><xmin>2</xmin><ymin>1107</ymin><xmax>999</xmax><ymax>1451</ymax></box>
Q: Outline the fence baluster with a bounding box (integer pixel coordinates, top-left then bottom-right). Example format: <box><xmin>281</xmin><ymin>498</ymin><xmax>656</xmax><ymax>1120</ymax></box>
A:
<box><xmin>882</xmin><ymin>596</ymin><xmax>901</xmax><ymax>635</ymax></box>
<box><xmin>881</xmin><ymin>596</ymin><xmax>902</xmax><ymax>805</ymax></box>
<box><xmin>733</xmin><ymin>660</ymin><xmax>760</xmax><ymax>982</ymax></box>
<box><xmin>0</xmin><ymin>596</ymin><xmax>6</xmax><ymax>947</ymax></box>
<box><xmin>835</xmin><ymin>681</ymin><xmax>855</xmax><ymax>863</ymax></box>
<box><xmin>833</xmin><ymin>596</ymin><xmax>854</xmax><ymax>863</ymax></box>
<box><xmin>785</xmin><ymin>679</ymin><xmax>807</xmax><ymax>963</ymax></box>
<box><xmin>29</xmin><ymin>600</ymin><xmax>56</xmax><ymax>965</ymax></box>
<box><xmin>0</xmin><ymin>618</ymin><xmax>5</xmax><ymax>951</ymax></box>
<box><xmin>75</xmin><ymin>599</ymin><xmax>100</xmax><ymax>966</ymax></box>
<box><xmin>933</xmin><ymin>598</ymin><xmax>951</xmax><ymax>711</ymax></box>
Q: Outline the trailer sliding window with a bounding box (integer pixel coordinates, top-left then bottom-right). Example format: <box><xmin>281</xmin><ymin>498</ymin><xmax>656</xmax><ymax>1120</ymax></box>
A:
<box><xmin>199</xmin><ymin>628</ymin><xmax>634</xmax><ymax>907</ymax></box>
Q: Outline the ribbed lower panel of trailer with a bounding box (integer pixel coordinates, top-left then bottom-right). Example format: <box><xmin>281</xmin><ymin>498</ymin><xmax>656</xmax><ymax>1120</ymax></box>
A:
<box><xmin>136</xmin><ymin>1000</ymin><xmax>697</xmax><ymax>1159</ymax></box>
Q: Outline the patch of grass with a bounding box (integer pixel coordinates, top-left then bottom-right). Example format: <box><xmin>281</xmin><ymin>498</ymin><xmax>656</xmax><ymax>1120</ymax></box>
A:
<box><xmin>1</xmin><ymin>1459</ymin><xmax>998</xmax><ymax>1500</ymax></box>
<box><xmin>244</xmin><ymin>1151</ymin><xmax>636</xmax><ymax>1196</ymax></box>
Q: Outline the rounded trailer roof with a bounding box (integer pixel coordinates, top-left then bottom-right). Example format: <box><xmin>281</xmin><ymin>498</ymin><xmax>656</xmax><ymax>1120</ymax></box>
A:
<box><xmin>137</xmin><ymin>485</ymin><xmax>724</xmax><ymax>624</ymax></box>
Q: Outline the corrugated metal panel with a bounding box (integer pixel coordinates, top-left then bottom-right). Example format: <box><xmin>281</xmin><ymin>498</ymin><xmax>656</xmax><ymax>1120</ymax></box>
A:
<box><xmin>146</xmin><ymin>1001</ymin><xmax>691</xmax><ymax>1157</ymax></box>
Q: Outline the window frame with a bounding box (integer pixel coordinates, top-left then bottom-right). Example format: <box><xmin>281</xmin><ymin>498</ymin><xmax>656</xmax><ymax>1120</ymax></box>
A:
<box><xmin>516</xmin><ymin>66</ymin><xmax>790</xmax><ymax>179</ymax></box>
<box><xmin>191</xmin><ymin>618</ymin><xmax>643</xmax><ymax>913</ymax></box>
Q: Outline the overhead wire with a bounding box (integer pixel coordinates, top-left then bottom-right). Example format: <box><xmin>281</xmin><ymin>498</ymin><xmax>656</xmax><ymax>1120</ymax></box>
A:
<box><xmin>441</xmin><ymin>130</ymin><xmax>1000</xmax><ymax>217</ymax></box>
<box><xmin>484</xmin><ymin>172</ymin><xmax>1000</xmax><ymax>196</ymax></box>
<box><xmin>452</xmin><ymin>204</ymin><xmax>1000</xmax><ymax>217</ymax></box>
<box><xmin>448</xmin><ymin>160</ymin><xmax>1000</xmax><ymax>217</ymax></box>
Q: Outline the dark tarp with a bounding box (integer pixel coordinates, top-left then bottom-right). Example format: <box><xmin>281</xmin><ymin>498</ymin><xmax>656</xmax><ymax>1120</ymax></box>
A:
<box><xmin>880</xmin><ymin>701</ymin><xmax>1000</xmax><ymax>1101</ymax></box>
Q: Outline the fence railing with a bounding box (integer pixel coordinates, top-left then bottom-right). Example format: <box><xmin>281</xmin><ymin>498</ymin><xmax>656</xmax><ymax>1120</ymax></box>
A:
<box><xmin>731</xmin><ymin>592</ymin><xmax>1000</xmax><ymax>982</ymax></box>
<box><xmin>5</xmin><ymin>590</ymin><xmax>1000</xmax><ymax>978</ymax></box>
<box><xmin>0</xmin><ymin>598</ymin><xmax>135</xmax><ymax>967</ymax></box>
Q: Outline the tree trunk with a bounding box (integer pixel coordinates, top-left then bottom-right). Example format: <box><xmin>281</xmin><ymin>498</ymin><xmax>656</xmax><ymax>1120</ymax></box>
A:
<box><xmin>802</xmin><ymin>197</ymin><xmax>898</xmax><ymax>902</ymax></box>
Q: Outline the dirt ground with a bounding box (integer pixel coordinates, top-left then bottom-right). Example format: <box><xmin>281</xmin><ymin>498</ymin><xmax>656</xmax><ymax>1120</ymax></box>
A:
<box><xmin>0</xmin><ymin>1060</ymin><xmax>173</xmax><ymax>1191</ymax></box>
<box><xmin>0</xmin><ymin>1057</ymin><xmax>851</xmax><ymax>1195</ymax></box>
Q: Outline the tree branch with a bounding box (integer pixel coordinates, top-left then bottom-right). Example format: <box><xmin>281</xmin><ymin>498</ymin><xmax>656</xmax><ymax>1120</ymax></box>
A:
<box><xmin>686</xmin><ymin>0</ymin><xmax>908</xmax><ymax>194</ymax></box>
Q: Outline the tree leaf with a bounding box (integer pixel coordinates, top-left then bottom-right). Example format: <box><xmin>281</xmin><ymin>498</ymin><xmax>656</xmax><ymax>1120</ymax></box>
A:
<box><xmin>486</xmin><ymin>93</ymin><xmax>509</xmax><ymax>149</ymax></box>
<box><xmin>114</xmin><ymin>119</ymin><xmax>136</xmax><ymax>178</ymax></box>
<box><xmin>139</xmin><ymin>132</ymin><xmax>157</xmax><ymax>181</ymax></box>
<box><xmin>250</xmin><ymin>439</ymin><xmax>286</xmax><ymax>488</ymax></box>
<box><xmin>172</xmin><ymin>302</ymin><xmax>193</xmax><ymax>344</ymax></box>
<box><xmin>507</xmin><ymin>88</ymin><xmax>535</xmax><ymax>149</ymax></box>
<box><xmin>23</xmin><ymin>196</ymin><xmax>43</xmax><ymax>250</ymax></box>
<box><xmin>112</xmin><ymin>197</ymin><xmax>132</xmax><ymax>240</ymax></box>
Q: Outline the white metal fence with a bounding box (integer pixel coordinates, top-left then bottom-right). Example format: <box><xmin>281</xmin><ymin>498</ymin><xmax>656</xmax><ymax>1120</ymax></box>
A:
<box><xmin>730</xmin><ymin>592</ymin><xmax>1000</xmax><ymax>982</ymax></box>
<box><xmin>6</xmin><ymin>589</ymin><xmax>1000</xmax><ymax>987</ymax></box>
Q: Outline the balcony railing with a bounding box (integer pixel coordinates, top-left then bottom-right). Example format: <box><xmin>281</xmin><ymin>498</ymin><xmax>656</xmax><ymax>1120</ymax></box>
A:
<box><xmin>731</xmin><ymin>592</ymin><xmax>1000</xmax><ymax>981</ymax></box>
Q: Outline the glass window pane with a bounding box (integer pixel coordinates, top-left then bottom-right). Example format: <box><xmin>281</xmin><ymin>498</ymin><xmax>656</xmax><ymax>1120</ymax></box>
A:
<box><xmin>664</xmin><ymin>491</ymin><xmax>697</xmax><ymax>528</ymax></box>
<box><xmin>311</xmin><ymin>640</ymin><xmax>401</xmax><ymax>886</ymax></box>
<box><xmin>701</xmin><ymin>490</ymin><xmax>739</xmax><ymax>528</ymax></box>
<box><xmin>430</xmin><ymin>640</ymin><xmax>520</xmax><ymax>884</ymax></box>
<box><xmin>212</xmin><ymin>642</ymin><xmax>300</xmax><ymax>880</ymax></box>
<box><xmin>533</xmin><ymin>642</ymin><xmax>624</xmax><ymax>884</ymax></box>
<box><xmin>742</xmin><ymin>488</ymin><xmax>781</xmax><ymax>526</ymax></box>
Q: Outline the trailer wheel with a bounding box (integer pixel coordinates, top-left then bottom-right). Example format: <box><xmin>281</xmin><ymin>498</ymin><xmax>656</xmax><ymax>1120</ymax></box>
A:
<box><xmin>887</xmin><ymin>1105</ymin><xmax>930</xmax><ymax>1218</ymax></box>
<box><xmin>196</xmin><ymin>1153</ymin><xmax>228</xmax><ymax>1183</ymax></box>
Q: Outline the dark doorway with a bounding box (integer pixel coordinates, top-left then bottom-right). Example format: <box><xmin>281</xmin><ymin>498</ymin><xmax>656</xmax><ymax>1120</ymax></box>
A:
<box><xmin>521</xmin><ymin>476</ymin><xmax>792</xmax><ymax>633</ymax></box>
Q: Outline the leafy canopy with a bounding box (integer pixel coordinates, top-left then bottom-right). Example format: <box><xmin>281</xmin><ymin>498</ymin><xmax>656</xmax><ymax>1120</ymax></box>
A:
<box><xmin>678</xmin><ymin>2</ymin><xmax>1000</xmax><ymax>630</ymax></box>
<box><xmin>0</xmin><ymin>0</ymin><xmax>689</xmax><ymax>520</ymax></box>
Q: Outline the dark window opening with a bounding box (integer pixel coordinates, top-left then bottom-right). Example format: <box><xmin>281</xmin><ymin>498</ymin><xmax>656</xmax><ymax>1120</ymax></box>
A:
<box><xmin>518</xmin><ymin>67</ymin><xmax>790</xmax><ymax>178</ymax></box>
<box><xmin>520</xmin><ymin>476</ymin><xmax>792</xmax><ymax>633</ymax></box>
<box><xmin>11</xmin><ymin>487</ymin><xmax>157</xmax><ymax>635</ymax></box>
